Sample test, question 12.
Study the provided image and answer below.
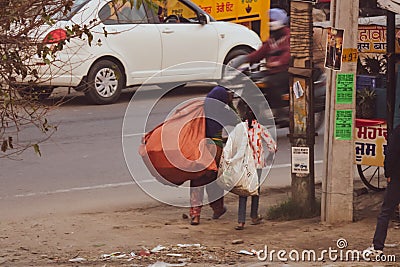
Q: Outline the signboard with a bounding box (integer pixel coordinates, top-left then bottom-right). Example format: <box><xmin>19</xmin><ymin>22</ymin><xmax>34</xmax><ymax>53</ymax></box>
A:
<box><xmin>354</xmin><ymin>121</ymin><xmax>387</xmax><ymax>167</ymax></box>
<box><xmin>341</xmin><ymin>48</ymin><xmax>358</xmax><ymax>63</ymax></box>
<box><xmin>358</xmin><ymin>25</ymin><xmax>400</xmax><ymax>54</ymax></box>
<box><xmin>335</xmin><ymin>110</ymin><xmax>353</xmax><ymax>140</ymax></box>
<box><xmin>192</xmin><ymin>0</ymin><xmax>270</xmax><ymax>41</ymax></box>
<box><xmin>377</xmin><ymin>0</ymin><xmax>400</xmax><ymax>14</ymax></box>
<box><xmin>194</xmin><ymin>0</ymin><xmax>263</xmax><ymax>22</ymax></box>
<box><xmin>291</xmin><ymin>147</ymin><xmax>310</xmax><ymax>174</ymax></box>
<box><xmin>336</xmin><ymin>73</ymin><xmax>354</xmax><ymax>104</ymax></box>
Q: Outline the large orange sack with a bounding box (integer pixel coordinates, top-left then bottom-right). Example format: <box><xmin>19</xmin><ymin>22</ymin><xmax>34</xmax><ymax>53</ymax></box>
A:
<box><xmin>138</xmin><ymin>100</ymin><xmax>217</xmax><ymax>186</ymax></box>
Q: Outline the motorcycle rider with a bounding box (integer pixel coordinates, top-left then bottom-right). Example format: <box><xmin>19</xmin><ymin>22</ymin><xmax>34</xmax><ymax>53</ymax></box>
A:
<box><xmin>230</xmin><ymin>8</ymin><xmax>290</xmax><ymax>125</ymax></box>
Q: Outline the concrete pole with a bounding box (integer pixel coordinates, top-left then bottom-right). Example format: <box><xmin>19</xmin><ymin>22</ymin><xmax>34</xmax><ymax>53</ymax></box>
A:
<box><xmin>321</xmin><ymin>0</ymin><xmax>359</xmax><ymax>223</ymax></box>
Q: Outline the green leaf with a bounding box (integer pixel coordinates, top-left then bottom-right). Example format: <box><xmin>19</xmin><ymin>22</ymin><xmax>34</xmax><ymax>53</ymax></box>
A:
<box><xmin>33</xmin><ymin>144</ymin><xmax>42</xmax><ymax>157</ymax></box>
<box><xmin>66</xmin><ymin>26</ymin><xmax>74</xmax><ymax>36</ymax></box>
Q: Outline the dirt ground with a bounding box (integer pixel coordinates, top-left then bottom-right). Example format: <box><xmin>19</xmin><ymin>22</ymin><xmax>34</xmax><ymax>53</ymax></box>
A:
<box><xmin>1</xmin><ymin>182</ymin><xmax>399</xmax><ymax>267</ymax></box>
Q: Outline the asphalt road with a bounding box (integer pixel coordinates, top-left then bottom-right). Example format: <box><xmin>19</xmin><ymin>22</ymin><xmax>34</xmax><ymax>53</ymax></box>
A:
<box><xmin>0</xmin><ymin>85</ymin><xmax>325</xmax><ymax>220</ymax></box>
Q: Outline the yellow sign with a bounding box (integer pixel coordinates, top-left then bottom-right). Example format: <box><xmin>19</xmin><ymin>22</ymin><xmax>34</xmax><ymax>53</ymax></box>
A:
<box><xmin>358</xmin><ymin>25</ymin><xmax>400</xmax><ymax>54</ymax></box>
<box><xmin>195</xmin><ymin>0</ymin><xmax>262</xmax><ymax>22</ymax></box>
<box><xmin>193</xmin><ymin>0</ymin><xmax>269</xmax><ymax>41</ymax></box>
<box><xmin>341</xmin><ymin>48</ymin><xmax>358</xmax><ymax>63</ymax></box>
<box><xmin>354</xmin><ymin>121</ymin><xmax>387</xmax><ymax>167</ymax></box>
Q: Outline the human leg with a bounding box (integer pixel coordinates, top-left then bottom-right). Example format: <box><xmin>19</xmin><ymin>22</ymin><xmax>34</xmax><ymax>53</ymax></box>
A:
<box><xmin>236</xmin><ymin>196</ymin><xmax>247</xmax><ymax>230</ymax></box>
<box><xmin>264</xmin><ymin>72</ymin><xmax>289</xmax><ymax>109</ymax></box>
<box><xmin>372</xmin><ymin>178</ymin><xmax>400</xmax><ymax>250</ymax></box>
<box><xmin>189</xmin><ymin>153</ymin><xmax>221</xmax><ymax>225</ymax></box>
<box><xmin>250</xmin><ymin>195</ymin><xmax>261</xmax><ymax>222</ymax></box>
<box><xmin>250</xmin><ymin>169</ymin><xmax>263</xmax><ymax>224</ymax></box>
<box><xmin>190</xmin><ymin>179</ymin><xmax>205</xmax><ymax>225</ymax></box>
<box><xmin>205</xmin><ymin>144</ymin><xmax>226</xmax><ymax>219</ymax></box>
<box><xmin>206</xmin><ymin>182</ymin><xmax>226</xmax><ymax>219</ymax></box>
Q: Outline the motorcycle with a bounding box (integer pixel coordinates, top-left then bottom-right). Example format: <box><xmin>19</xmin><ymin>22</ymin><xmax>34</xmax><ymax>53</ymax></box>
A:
<box><xmin>225</xmin><ymin>63</ymin><xmax>326</xmax><ymax>131</ymax></box>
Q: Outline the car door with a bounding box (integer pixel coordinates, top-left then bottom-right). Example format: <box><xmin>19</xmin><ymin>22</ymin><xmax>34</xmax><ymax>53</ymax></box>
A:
<box><xmin>155</xmin><ymin>0</ymin><xmax>219</xmax><ymax>78</ymax></box>
<box><xmin>98</xmin><ymin>0</ymin><xmax>162</xmax><ymax>84</ymax></box>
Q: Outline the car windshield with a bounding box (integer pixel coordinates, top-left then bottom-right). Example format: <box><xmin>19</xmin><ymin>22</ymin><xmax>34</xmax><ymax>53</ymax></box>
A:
<box><xmin>54</xmin><ymin>0</ymin><xmax>91</xmax><ymax>21</ymax></box>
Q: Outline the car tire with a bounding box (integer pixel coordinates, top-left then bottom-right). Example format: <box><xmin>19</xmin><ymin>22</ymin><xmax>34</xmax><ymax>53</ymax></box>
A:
<box><xmin>222</xmin><ymin>48</ymin><xmax>253</xmax><ymax>78</ymax></box>
<box><xmin>85</xmin><ymin>60</ymin><xmax>125</xmax><ymax>105</ymax></box>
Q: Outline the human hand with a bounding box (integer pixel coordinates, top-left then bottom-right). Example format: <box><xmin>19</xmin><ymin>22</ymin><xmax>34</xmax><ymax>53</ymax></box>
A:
<box><xmin>266</xmin><ymin>61</ymin><xmax>281</xmax><ymax>68</ymax></box>
<box><xmin>229</xmin><ymin>55</ymin><xmax>248</xmax><ymax>69</ymax></box>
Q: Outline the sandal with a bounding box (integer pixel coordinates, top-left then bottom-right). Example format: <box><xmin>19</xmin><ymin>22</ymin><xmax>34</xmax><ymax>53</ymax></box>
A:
<box><xmin>251</xmin><ymin>215</ymin><xmax>263</xmax><ymax>225</ymax></box>
<box><xmin>212</xmin><ymin>206</ymin><xmax>227</xmax><ymax>219</ymax></box>
<box><xmin>235</xmin><ymin>223</ymin><xmax>245</xmax><ymax>230</ymax></box>
<box><xmin>190</xmin><ymin>216</ymin><xmax>200</xmax><ymax>225</ymax></box>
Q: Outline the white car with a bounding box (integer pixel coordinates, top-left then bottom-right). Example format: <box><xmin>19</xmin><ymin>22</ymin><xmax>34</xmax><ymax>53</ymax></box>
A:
<box><xmin>23</xmin><ymin>0</ymin><xmax>261</xmax><ymax>104</ymax></box>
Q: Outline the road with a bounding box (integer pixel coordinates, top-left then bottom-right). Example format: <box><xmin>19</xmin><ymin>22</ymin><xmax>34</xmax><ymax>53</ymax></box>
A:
<box><xmin>0</xmin><ymin>84</ymin><xmax>325</xmax><ymax>220</ymax></box>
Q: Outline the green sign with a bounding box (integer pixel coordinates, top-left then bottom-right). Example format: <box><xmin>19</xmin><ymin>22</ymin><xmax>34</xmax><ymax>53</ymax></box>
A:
<box><xmin>335</xmin><ymin>110</ymin><xmax>353</xmax><ymax>140</ymax></box>
<box><xmin>336</xmin><ymin>73</ymin><xmax>354</xmax><ymax>104</ymax></box>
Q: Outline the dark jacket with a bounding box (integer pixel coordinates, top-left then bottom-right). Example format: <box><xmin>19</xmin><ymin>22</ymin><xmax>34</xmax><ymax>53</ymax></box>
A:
<box><xmin>204</xmin><ymin>86</ymin><xmax>238</xmax><ymax>138</ymax></box>
<box><xmin>384</xmin><ymin>124</ymin><xmax>400</xmax><ymax>179</ymax></box>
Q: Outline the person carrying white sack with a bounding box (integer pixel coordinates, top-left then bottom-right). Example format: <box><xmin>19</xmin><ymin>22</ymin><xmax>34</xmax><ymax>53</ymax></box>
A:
<box><xmin>235</xmin><ymin>104</ymin><xmax>277</xmax><ymax>230</ymax></box>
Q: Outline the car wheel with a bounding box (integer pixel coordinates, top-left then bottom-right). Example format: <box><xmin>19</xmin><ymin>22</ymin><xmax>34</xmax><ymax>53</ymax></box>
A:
<box><xmin>85</xmin><ymin>60</ymin><xmax>125</xmax><ymax>105</ymax></box>
<box><xmin>222</xmin><ymin>48</ymin><xmax>253</xmax><ymax>79</ymax></box>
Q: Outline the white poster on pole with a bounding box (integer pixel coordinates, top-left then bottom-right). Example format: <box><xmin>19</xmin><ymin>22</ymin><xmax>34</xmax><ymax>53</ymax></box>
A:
<box><xmin>291</xmin><ymin>147</ymin><xmax>310</xmax><ymax>174</ymax></box>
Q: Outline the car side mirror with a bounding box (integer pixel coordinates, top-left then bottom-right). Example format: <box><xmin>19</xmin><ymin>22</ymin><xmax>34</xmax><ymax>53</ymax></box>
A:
<box><xmin>199</xmin><ymin>13</ymin><xmax>209</xmax><ymax>25</ymax></box>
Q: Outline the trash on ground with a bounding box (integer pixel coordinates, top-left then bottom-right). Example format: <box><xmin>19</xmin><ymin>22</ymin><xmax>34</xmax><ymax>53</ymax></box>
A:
<box><xmin>176</xmin><ymin>243</ymin><xmax>201</xmax><ymax>248</ymax></box>
<box><xmin>166</xmin><ymin>253</ymin><xmax>183</xmax><ymax>257</ymax></box>
<box><xmin>101</xmin><ymin>251</ymin><xmax>126</xmax><ymax>259</ymax></box>
<box><xmin>127</xmin><ymin>252</ymin><xmax>138</xmax><ymax>262</ymax></box>
<box><xmin>384</xmin><ymin>243</ymin><xmax>398</xmax><ymax>248</ymax></box>
<box><xmin>68</xmin><ymin>257</ymin><xmax>86</xmax><ymax>262</ymax></box>
<box><xmin>151</xmin><ymin>245</ymin><xmax>166</xmax><ymax>253</ymax></box>
<box><xmin>148</xmin><ymin>261</ymin><xmax>187</xmax><ymax>267</ymax></box>
<box><xmin>139</xmin><ymin>248</ymin><xmax>151</xmax><ymax>257</ymax></box>
<box><xmin>237</xmin><ymin>250</ymin><xmax>255</xmax><ymax>256</ymax></box>
<box><xmin>231</xmin><ymin>239</ymin><xmax>244</xmax><ymax>245</ymax></box>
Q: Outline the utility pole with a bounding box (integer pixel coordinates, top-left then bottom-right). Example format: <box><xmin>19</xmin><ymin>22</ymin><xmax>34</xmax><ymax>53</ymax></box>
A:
<box><xmin>321</xmin><ymin>0</ymin><xmax>359</xmax><ymax>223</ymax></box>
<box><xmin>289</xmin><ymin>0</ymin><xmax>315</xmax><ymax>215</ymax></box>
